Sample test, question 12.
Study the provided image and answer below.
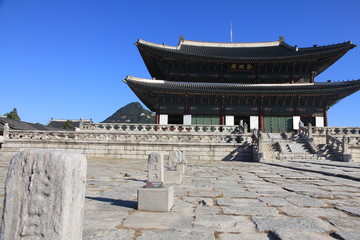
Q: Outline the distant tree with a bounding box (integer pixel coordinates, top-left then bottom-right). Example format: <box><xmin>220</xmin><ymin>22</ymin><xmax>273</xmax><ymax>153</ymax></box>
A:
<box><xmin>62</xmin><ymin>120</ymin><xmax>74</xmax><ymax>130</ymax></box>
<box><xmin>5</xmin><ymin>108</ymin><xmax>21</xmax><ymax>121</ymax></box>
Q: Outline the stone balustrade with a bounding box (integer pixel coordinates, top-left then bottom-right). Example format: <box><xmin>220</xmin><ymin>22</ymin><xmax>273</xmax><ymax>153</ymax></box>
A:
<box><xmin>5</xmin><ymin>128</ymin><xmax>247</xmax><ymax>144</ymax></box>
<box><xmin>81</xmin><ymin>123</ymin><xmax>238</xmax><ymax>134</ymax></box>
<box><xmin>312</xmin><ymin>127</ymin><xmax>360</xmax><ymax>137</ymax></box>
<box><xmin>251</xmin><ymin>129</ymin><xmax>264</xmax><ymax>162</ymax></box>
<box><xmin>326</xmin><ymin>131</ymin><xmax>352</xmax><ymax>162</ymax></box>
<box><xmin>299</xmin><ymin>122</ymin><xmax>312</xmax><ymax>138</ymax></box>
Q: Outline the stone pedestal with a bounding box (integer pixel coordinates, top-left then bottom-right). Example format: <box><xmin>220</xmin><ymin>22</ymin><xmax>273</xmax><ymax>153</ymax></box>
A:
<box><xmin>164</xmin><ymin>170</ymin><xmax>182</xmax><ymax>184</ymax></box>
<box><xmin>137</xmin><ymin>186</ymin><xmax>174</xmax><ymax>212</ymax></box>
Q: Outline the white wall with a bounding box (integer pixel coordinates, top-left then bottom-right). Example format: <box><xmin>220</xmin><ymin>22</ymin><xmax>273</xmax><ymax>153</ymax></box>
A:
<box><xmin>159</xmin><ymin>114</ymin><xmax>168</xmax><ymax>125</ymax></box>
<box><xmin>183</xmin><ymin>115</ymin><xmax>192</xmax><ymax>125</ymax></box>
<box><xmin>293</xmin><ymin>116</ymin><xmax>301</xmax><ymax>130</ymax></box>
<box><xmin>315</xmin><ymin>116</ymin><xmax>324</xmax><ymax>127</ymax></box>
<box><xmin>250</xmin><ymin>116</ymin><xmax>259</xmax><ymax>130</ymax></box>
<box><xmin>225</xmin><ymin>116</ymin><xmax>234</xmax><ymax>126</ymax></box>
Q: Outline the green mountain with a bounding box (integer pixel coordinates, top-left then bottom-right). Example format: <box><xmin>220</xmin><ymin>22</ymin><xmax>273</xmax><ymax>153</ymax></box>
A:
<box><xmin>102</xmin><ymin>102</ymin><xmax>155</xmax><ymax>124</ymax></box>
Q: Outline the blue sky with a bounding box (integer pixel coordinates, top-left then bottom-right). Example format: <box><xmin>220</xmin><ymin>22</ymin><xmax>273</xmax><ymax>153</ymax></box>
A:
<box><xmin>1</xmin><ymin>0</ymin><xmax>360</xmax><ymax>126</ymax></box>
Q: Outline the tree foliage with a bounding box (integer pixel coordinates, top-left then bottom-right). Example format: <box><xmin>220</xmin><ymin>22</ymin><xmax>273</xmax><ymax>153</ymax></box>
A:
<box><xmin>62</xmin><ymin>120</ymin><xmax>74</xmax><ymax>130</ymax></box>
<box><xmin>5</xmin><ymin>108</ymin><xmax>21</xmax><ymax>121</ymax></box>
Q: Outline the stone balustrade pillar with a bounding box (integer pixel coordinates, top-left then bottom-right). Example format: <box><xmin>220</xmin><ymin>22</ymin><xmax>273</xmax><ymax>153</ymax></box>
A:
<box><xmin>342</xmin><ymin>135</ymin><xmax>348</xmax><ymax>154</ymax></box>
<box><xmin>3</xmin><ymin>123</ymin><xmax>9</xmax><ymax>139</ymax></box>
<box><xmin>308</xmin><ymin>123</ymin><xmax>312</xmax><ymax>138</ymax></box>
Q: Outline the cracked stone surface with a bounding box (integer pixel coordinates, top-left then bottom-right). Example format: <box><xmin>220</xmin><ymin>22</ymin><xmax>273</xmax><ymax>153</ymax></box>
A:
<box><xmin>0</xmin><ymin>157</ymin><xmax>360</xmax><ymax>239</ymax></box>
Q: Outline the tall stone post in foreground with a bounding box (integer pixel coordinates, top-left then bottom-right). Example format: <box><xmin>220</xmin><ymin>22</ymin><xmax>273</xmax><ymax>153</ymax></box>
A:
<box><xmin>0</xmin><ymin>149</ymin><xmax>87</xmax><ymax>240</ymax></box>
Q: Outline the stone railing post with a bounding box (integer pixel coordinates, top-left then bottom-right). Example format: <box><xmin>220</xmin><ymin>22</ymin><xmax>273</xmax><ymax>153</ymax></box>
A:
<box><xmin>79</xmin><ymin>118</ymin><xmax>84</xmax><ymax>130</ymax></box>
<box><xmin>308</xmin><ymin>123</ymin><xmax>312</xmax><ymax>138</ymax></box>
<box><xmin>326</xmin><ymin>129</ymin><xmax>330</xmax><ymax>145</ymax></box>
<box><xmin>3</xmin><ymin>123</ymin><xmax>9</xmax><ymax>139</ymax></box>
<box><xmin>258</xmin><ymin>133</ymin><xmax>263</xmax><ymax>152</ymax></box>
<box><xmin>342</xmin><ymin>135</ymin><xmax>348</xmax><ymax>154</ymax></box>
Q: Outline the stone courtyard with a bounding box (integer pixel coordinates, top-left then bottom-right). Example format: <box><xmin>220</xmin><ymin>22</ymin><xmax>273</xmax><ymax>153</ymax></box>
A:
<box><xmin>1</xmin><ymin>157</ymin><xmax>360</xmax><ymax>239</ymax></box>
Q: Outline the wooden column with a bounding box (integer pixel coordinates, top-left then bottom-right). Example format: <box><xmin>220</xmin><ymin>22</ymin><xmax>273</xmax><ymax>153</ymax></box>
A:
<box><xmin>220</xmin><ymin>95</ymin><xmax>225</xmax><ymax>125</ymax></box>
<box><xmin>259</xmin><ymin>112</ymin><xmax>264</xmax><ymax>132</ymax></box>
<box><xmin>259</xmin><ymin>96</ymin><xmax>264</xmax><ymax>131</ymax></box>
<box><xmin>324</xmin><ymin>108</ymin><xmax>328</xmax><ymax>126</ymax></box>
<box><xmin>155</xmin><ymin>112</ymin><xmax>160</xmax><ymax>124</ymax></box>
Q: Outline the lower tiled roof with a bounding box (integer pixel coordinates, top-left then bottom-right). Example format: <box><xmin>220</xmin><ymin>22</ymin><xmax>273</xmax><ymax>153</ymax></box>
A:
<box><xmin>124</xmin><ymin>76</ymin><xmax>360</xmax><ymax>96</ymax></box>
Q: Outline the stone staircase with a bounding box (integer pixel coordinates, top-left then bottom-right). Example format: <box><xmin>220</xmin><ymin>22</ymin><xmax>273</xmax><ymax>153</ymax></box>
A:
<box><xmin>278</xmin><ymin>141</ymin><xmax>318</xmax><ymax>161</ymax></box>
<box><xmin>261</xmin><ymin>133</ymin><xmax>319</xmax><ymax>161</ymax></box>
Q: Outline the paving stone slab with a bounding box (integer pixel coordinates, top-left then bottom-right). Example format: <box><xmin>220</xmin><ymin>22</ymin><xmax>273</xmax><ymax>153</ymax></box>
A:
<box><xmin>271</xmin><ymin>230</ymin><xmax>334</xmax><ymax>240</ymax></box>
<box><xmin>123</xmin><ymin>212</ymin><xmax>192</xmax><ymax>230</ymax></box>
<box><xmin>183</xmin><ymin>196</ymin><xmax>214</xmax><ymax>206</ymax></box>
<box><xmin>219</xmin><ymin>232</ymin><xmax>270</xmax><ymax>240</ymax></box>
<box><xmin>193</xmin><ymin>214</ymin><xmax>255</xmax><ymax>232</ymax></box>
<box><xmin>194</xmin><ymin>205</ymin><xmax>221</xmax><ymax>215</ymax></box>
<box><xmin>83</xmin><ymin>229</ymin><xmax>135</xmax><ymax>240</ymax></box>
<box><xmin>335</xmin><ymin>206</ymin><xmax>360</xmax><ymax>216</ymax></box>
<box><xmin>252</xmin><ymin>217</ymin><xmax>333</xmax><ymax>232</ymax></box>
<box><xmin>188</xmin><ymin>190</ymin><xmax>221</xmax><ymax>197</ymax></box>
<box><xmin>137</xmin><ymin>229</ymin><xmax>215</xmax><ymax>240</ymax></box>
<box><xmin>259</xmin><ymin>197</ymin><xmax>292</xmax><ymax>207</ymax></box>
<box><xmin>279</xmin><ymin>207</ymin><xmax>348</xmax><ymax>218</ymax></box>
<box><xmin>217</xmin><ymin>198</ymin><xmax>266</xmax><ymax>207</ymax></box>
<box><xmin>222</xmin><ymin>190</ymin><xmax>259</xmax><ymax>198</ymax></box>
<box><xmin>83</xmin><ymin>210</ymin><xmax>129</xmax><ymax>230</ymax></box>
<box><xmin>285</xmin><ymin>195</ymin><xmax>327</xmax><ymax>207</ymax></box>
<box><xmin>327</xmin><ymin>216</ymin><xmax>360</xmax><ymax>231</ymax></box>
<box><xmin>222</xmin><ymin>206</ymin><xmax>279</xmax><ymax>216</ymax></box>
<box><xmin>331</xmin><ymin>231</ymin><xmax>360</xmax><ymax>240</ymax></box>
<box><xmin>171</xmin><ymin>198</ymin><xmax>195</xmax><ymax>214</ymax></box>
<box><xmin>85</xmin><ymin>197</ymin><xmax>137</xmax><ymax>211</ymax></box>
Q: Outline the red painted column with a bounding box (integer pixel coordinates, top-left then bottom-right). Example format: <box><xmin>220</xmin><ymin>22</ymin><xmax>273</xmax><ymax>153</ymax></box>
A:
<box><xmin>155</xmin><ymin>112</ymin><xmax>159</xmax><ymax>124</ymax></box>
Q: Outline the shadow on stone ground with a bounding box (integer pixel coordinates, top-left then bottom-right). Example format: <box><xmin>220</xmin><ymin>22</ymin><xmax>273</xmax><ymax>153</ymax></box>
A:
<box><xmin>85</xmin><ymin>196</ymin><xmax>137</xmax><ymax>209</ymax></box>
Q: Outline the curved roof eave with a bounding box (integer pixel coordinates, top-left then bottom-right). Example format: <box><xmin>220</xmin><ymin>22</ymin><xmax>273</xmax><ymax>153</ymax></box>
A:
<box><xmin>123</xmin><ymin>75</ymin><xmax>360</xmax><ymax>94</ymax></box>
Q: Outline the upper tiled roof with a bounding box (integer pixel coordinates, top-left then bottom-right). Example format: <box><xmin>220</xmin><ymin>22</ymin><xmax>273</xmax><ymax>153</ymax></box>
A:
<box><xmin>136</xmin><ymin>37</ymin><xmax>356</xmax><ymax>61</ymax></box>
<box><xmin>46</xmin><ymin>118</ymin><xmax>93</xmax><ymax>129</ymax></box>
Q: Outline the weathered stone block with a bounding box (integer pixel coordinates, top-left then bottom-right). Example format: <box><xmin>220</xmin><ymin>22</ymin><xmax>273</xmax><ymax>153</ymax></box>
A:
<box><xmin>0</xmin><ymin>149</ymin><xmax>87</xmax><ymax>240</ymax></box>
<box><xmin>137</xmin><ymin>186</ymin><xmax>174</xmax><ymax>212</ymax></box>
<box><xmin>178</xmin><ymin>163</ymin><xmax>186</xmax><ymax>174</ymax></box>
<box><xmin>148</xmin><ymin>152</ymin><xmax>164</xmax><ymax>183</ymax></box>
<box><xmin>164</xmin><ymin>170</ymin><xmax>182</xmax><ymax>184</ymax></box>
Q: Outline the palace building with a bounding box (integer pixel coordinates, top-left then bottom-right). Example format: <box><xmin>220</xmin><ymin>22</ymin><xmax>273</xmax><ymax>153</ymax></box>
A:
<box><xmin>124</xmin><ymin>36</ymin><xmax>360</xmax><ymax>132</ymax></box>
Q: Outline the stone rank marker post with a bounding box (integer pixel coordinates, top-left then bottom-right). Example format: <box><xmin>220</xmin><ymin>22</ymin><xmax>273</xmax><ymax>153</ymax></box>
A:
<box><xmin>0</xmin><ymin>149</ymin><xmax>87</xmax><ymax>240</ymax></box>
<box><xmin>138</xmin><ymin>152</ymin><xmax>174</xmax><ymax>212</ymax></box>
<box><xmin>164</xmin><ymin>150</ymin><xmax>184</xmax><ymax>184</ymax></box>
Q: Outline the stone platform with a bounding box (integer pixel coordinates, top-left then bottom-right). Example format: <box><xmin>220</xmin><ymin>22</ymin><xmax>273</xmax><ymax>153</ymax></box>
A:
<box><xmin>0</xmin><ymin>157</ymin><xmax>359</xmax><ymax>239</ymax></box>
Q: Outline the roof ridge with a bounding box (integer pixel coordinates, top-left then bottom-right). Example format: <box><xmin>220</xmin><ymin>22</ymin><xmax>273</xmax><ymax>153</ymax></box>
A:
<box><xmin>299</xmin><ymin>41</ymin><xmax>355</xmax><ymax>50</ymax></box>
